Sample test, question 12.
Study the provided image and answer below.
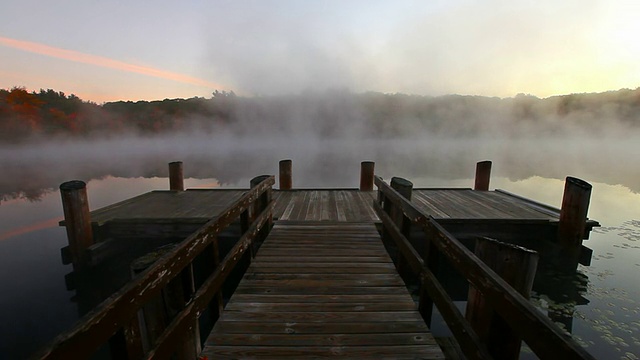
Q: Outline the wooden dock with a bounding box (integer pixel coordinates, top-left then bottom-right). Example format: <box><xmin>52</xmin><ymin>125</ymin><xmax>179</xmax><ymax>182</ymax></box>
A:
<box><xmin>42</xmin><ymin>161</ymin><xmax>599</xmax><ymax>360</ymax></box>
<box><xmin>201</xmin><ymin>221</ymin><xmax>443</xmax><ymax>359</ymax></box>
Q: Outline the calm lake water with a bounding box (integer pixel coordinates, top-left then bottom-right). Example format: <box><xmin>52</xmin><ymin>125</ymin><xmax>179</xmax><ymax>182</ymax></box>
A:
<box><xmin>1</xmin><ymin>137</ymin><xmax>639</xmax><ymax>359</ymax></box>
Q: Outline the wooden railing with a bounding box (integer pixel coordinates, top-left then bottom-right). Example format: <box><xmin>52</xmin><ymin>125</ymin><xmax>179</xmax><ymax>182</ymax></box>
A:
<box><xmin>35</xmin><ymin>176</ymin><xmax>275</xmax><ymax>360</ymax></box>
<box><xmin>373</xmin><ymin>176</ymin><xmax>595</xmax><ymax>360</ymax></box>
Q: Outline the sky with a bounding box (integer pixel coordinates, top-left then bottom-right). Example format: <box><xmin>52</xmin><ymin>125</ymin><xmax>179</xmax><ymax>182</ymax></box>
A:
<box><xmin>1</xmin><ymin>0</ymin><xmax>639</xmax><ymax>103</ymax></box>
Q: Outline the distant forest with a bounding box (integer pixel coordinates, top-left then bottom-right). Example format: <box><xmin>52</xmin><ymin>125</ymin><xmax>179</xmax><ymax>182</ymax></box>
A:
<box><xmin>1</xmin><ymin>86</ymin><xmax>640</xmax><ymax>142</ymax></box>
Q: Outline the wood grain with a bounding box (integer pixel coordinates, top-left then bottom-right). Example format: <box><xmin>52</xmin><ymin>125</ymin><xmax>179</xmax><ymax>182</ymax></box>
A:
<box><xmin>200</xmin><ymin>222</ymin><xmax>443</xmax><ymax>359</ymax></box>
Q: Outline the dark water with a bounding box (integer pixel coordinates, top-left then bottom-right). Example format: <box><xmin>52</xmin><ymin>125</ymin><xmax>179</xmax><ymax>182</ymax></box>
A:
<box><xmin>1</xmin><ymin>138</ymin><xmax>639</xmax><ymax>359</ymax></box>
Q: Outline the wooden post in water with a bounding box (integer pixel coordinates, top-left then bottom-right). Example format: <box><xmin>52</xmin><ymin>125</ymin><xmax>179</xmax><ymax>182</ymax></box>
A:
<box><xmin>557</xmin><ymin>176</ymin><xmax>592</xmax><ymax>268</ymax></box>
<box><xmin>466</xmin><ymin>237</ymin><xmax>539</xmax><ymax>359</ymax></box>
<box><xmin>390</xmin><ymin>177</ymin><xmax>413</xmax><ymax>282</ymax></box>
<box><xmin>474</xmin><ymin>160</ymin><xmax>492</xmax><ymax>191</ymax></box>
<box><xmin>60</xmin><ymin>180</ymin><xmax>94</xmax><ymax>270</ymax></box>
<box><xmin>279</xmin><ymin>159</ymin><xmax>292</xmax><ymax>190</ymax></box>
<box><xmin>360</xmin><ymin>161</ymin><xmax>375</xmax><ymax>191</ymax></box>
<box><xmin>169</xmin><ymin>161</ymin><xmax>184</xmax><ymax>191</ymax></box>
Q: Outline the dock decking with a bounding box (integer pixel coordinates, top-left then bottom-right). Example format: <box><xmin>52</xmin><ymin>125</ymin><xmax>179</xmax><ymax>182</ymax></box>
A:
<box><xmin>45</xmin><ymin>171</ymin><xmax>599</xmax><ymax>360</ymax></box>
<box><xmin>83</xmin><ymin>187</ymin><xmax>585</xmax><ymax>225</ymax></box>
<box><xmin>200</xmin><ymin>221</ymin><xmax>444</xmax><ymax>359</ymax></box>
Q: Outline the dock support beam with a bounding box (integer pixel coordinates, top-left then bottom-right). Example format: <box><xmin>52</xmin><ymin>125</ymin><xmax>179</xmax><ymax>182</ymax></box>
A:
<box><xmin>474</xmin><ymin>160</ymin><xmax>492</xmax><ymax>191</ymax></box>
<box><xmin>558</xmin><ymin>176</ymin><xmax>592</xmax><ymax>268</ymax></box>
<box><xmin>360</xmin><ymin>161</ymin><xmax>375</xmax><ymax>191</ymax></box>
<box><xmin>169</xmin><ymin>161</ymin><xmax>184</xmax><ymax>191</ymax></box>
<box><xmin>466</xmin><ymin>237</ymin><xmax>538</xmax><ymax>359</ymax></box>
<box><xmin>279</xmin><ymin>159</ymin><xmax>292</xmax><ymax>190</ymax></box>
<box><xmin>60</xmin><ymin>180</ymin><xmax>94</xmax><ymax>270</ymax></box>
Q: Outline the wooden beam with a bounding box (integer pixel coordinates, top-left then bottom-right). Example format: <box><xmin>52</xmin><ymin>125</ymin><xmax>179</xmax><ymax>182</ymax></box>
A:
<box><xmin>359</xmin><ymin>161</ymin><xmax>375</xmax><ymax>191</ymax></box>
<box><xmin>169</xmin><ymin>161</ymin><xmax>184</xmax><ymax>191</ymax></box>
<box><xmin>279</xmin><ymin>160</ymin><xmax>292</xmax><ymax>190</ymax></box>
<box><xmin>146</xmin><ymin>200</ymin><xmax>275</xmax><ymax>359</ymax></box>
<box><xmin>558</xmin><ymin>177</ymin><xmax>592</xmax><ymax>269</ymax></box>
<box><xmin>374</xmin><ymin>176</ymin><xmax>424</xmax><ymax>223</ymax></box>
<box><xmin>474</xmin><ymin>161</ymin><xmax>492</xmax><ymax>191</ymax></box>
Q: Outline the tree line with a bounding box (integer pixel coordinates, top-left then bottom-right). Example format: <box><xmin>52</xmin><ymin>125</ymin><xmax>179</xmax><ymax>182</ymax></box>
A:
<box><xmin>1</xmin><ymin>86</ymin><xmax>639</xmax><ymax>142</ymax></box>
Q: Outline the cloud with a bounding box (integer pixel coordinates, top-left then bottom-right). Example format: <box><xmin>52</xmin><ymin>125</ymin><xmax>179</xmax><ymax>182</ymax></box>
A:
<box><xmin>0</xmin><ymin>36</ymin><xmax>225</xmax><ymax>90</ymax></box>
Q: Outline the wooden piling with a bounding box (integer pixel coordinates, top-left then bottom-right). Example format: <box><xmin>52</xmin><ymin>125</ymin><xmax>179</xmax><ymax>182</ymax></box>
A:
<box><xmin>465</xmin><ymin>237</ymin><xmax>539</xmax><ymax>359</ymax></box>
<box><xmin>60</xmin><ymin>180</ymin><xmax>94</xmax><ymax>270</ymax></box>
<box><xmin>169</xmin><ymin>161</ymin><xmax>184</xmax><ymax>191</ymax></box>
<box><xmin>390</xmin><ymin>177</ymin><xmax>413</xmax><ymax>200</ymax></box>
<box><xmin>279</xmin><ymin>159</ymin><xmax>292</xmax><ymax>190</ymax></box>
<box><xmin>474</xmin><ymin>160</ymin><xmax>492</xmax><ymax>191</ymax></box>
<box><xmin>359</xmin><ymin>161</ymin><xmax>375</xmax><ymax>191</ymax></box>
<box><xmin>557</xmin><ymin>176</ymin><xmax>592</xmax><ymax>267</ymax></box>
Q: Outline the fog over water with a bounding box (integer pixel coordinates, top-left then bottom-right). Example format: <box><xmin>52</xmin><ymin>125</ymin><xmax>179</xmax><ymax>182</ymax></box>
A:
<box><xmin>2</xmin><ymin>90</ymin><xmax>640</xmax><ymax>200</ymax></box>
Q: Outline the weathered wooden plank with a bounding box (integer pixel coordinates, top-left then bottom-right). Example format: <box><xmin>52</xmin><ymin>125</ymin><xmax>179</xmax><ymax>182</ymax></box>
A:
<box><xmin>249</xmin><ymin>260</ymin><xmax>393</xmax><ymax>271</ymax></box>
<box><xmin>410</xmin><ymin>188</ymin><xmax>560</xmax><ymax>221</ymax></box>
<box><xmin>335</xmin><ymin>190</ymin><xmax>348</xmax><ymax>221</ymax></box>
<box><xmin>211</xmin><ymin>321</ymin><xmax>429</xmax><ymax>334</ymax></box>
<box><xmin>270</xmin><ymin>190</ymin><xmax>378</xmax><ymax>222</ymax></box>
<box><xmin>253</xmin><ymin>256</ymin><xmax>390</xmax><ymax>263</ymax></box>
<box><xmin>224</xmin><ymin>301</ymin><xmax>418</xmax><ymax>312</ymax></box>
<box><xmin>239</xmin><ymin>278</ymin><xmax>405</xmax><ymax>287</ymax></box>
<box><xmin>87</xmin><ymin>190</ymin><xmax>247</xmax><ymax>226</ymax></box>
<box><xmin>227</xmin><ymin>294</ymin><xmax>412</xmax><ymax>303</ymax></box>
<box><xmin>207</xmin><ymin>332</ymin><xmax>437</xmax><ymax>346</ymax></box>
<box><xmin>218</xmin><ymin>311</ymin><xmax>424</xmax><ymax>323</ymax></box>
<box><xmin>253</xmin><ymin>264</ymin><xmax>394</xmax><ymax>276</ymax></box>
<box><xmin>201</xmin><ymin>345</ymin><xmax>444</xmax><ymax>359</ymax></box>
<box><xmin>255</xmin><ymin>250</ymin><xmax>390</xmax><ymax>257</ymax></box>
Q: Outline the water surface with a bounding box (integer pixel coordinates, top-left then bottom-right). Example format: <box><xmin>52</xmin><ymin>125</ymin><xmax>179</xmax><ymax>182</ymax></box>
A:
<box><xmin>1</xmin><ymin>141</ymin><xmax>639</xmax><ymax>359</ymax></box>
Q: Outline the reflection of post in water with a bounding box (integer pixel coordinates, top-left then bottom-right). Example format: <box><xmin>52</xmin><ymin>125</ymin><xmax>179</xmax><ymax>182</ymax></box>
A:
<box><xmin>533</xmin><ymin>262</ymin><xmax>590</xmax><ymax>334</ymax></box>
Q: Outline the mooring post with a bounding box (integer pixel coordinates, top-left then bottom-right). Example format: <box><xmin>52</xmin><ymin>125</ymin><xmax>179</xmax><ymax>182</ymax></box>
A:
<box><xmin>279</xmin><ymin>159</ymin><xmax>292</xmax><ymax>190</ymax></box>
<box><xmin>390</xmin><ymin>177</ymin><xmax>413</xmax><ymax>282</ymax></box>
<box><xmin>474</xmin><ymin>160</ymin><xmax>492</xmax><ymax>191</ymax></box>
<box><xmin>360</xmin><ymin>161</ymin><xmax>375</xmax><ymax>191</ymax></box>
<box><xmin>557</xmin><ymin>176</ymin><xmax>592</xmax><ymax>268</ymax></box>
<box><xmin>169</xmin><ymin>161</ymin><xmax>184</xmax><ymax>191</ymax></box>
<box><xmin>465</xmin><ymin>237</ymin><xmax>539</xmax><ymax>359</ymax></box>
<box><xmin>60</xmin><ymin>180</ymin><xmax>94</xmax><ymax>270</ymax></box>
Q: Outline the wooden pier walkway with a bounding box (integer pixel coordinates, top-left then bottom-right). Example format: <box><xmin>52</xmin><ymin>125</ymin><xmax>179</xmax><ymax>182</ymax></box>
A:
<box><xmin>42</xmin><ymin>162</ymin><xmax>599</xmax><ymax>360</ymax></box>
<box><xmin>201</xmin><ymin>221</ymin><xmax>444</xmax><ymax>359</ymax></box>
